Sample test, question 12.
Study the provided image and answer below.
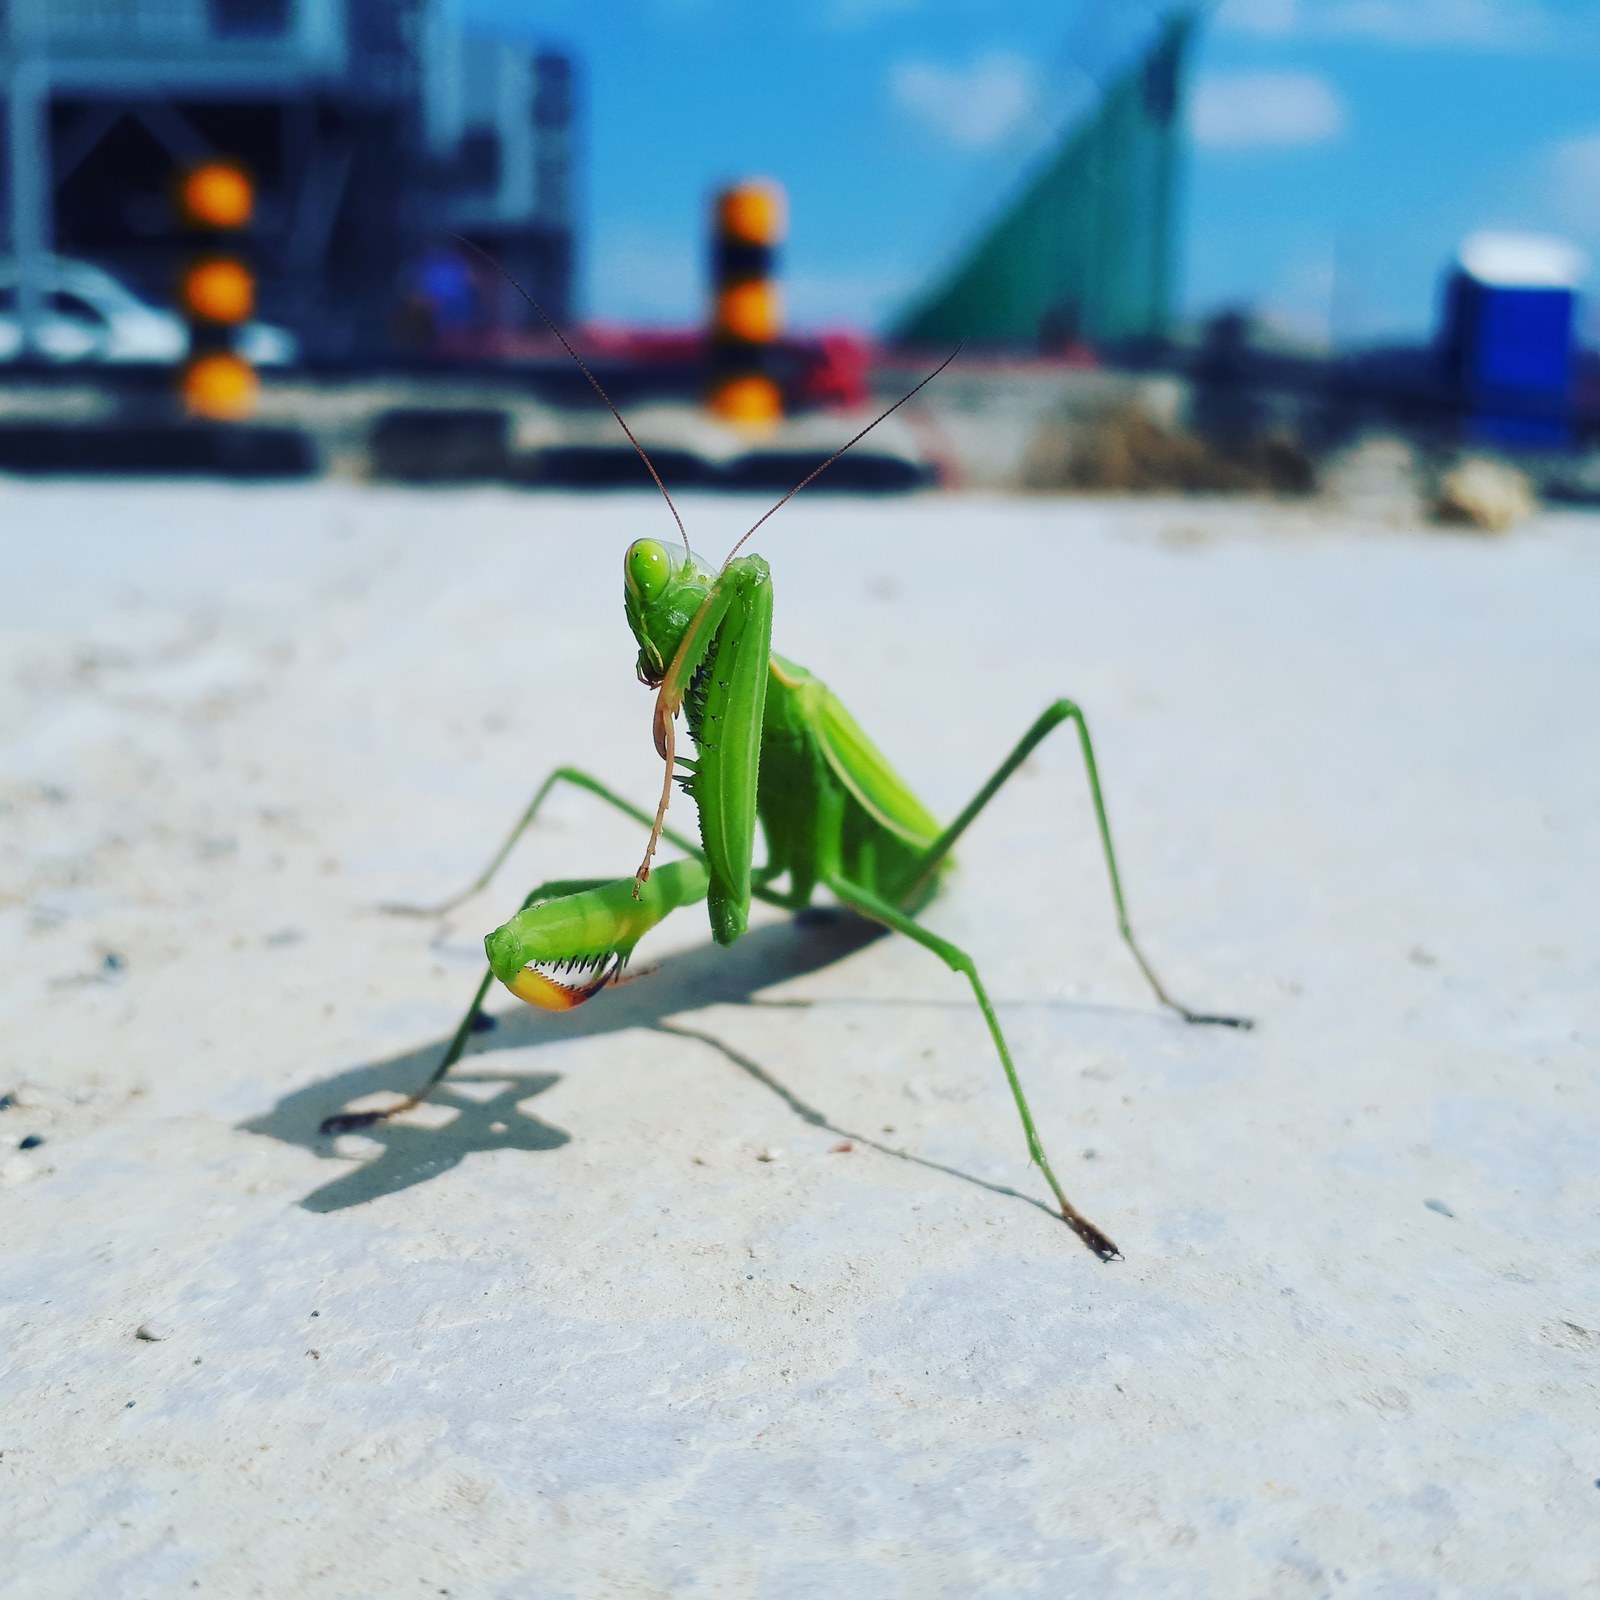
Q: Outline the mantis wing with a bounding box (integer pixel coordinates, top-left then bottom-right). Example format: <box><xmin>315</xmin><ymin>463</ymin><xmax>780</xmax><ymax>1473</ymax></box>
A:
<box><xmin>772</xmin><ymin>653</ymin><xmax>941</xmax><ymax>850</ymax></box>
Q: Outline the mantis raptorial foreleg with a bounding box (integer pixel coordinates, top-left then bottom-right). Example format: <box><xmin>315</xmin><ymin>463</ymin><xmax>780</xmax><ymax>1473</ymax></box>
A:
<box><xmin>383</xmin><ymin>766</ymin><xmax>706</xmax><ymax>919</ymax></box>
<box><xmin>324</xmin><ymin>876</ymin><xmax>613</xmax><ymax>1135</ymax></box>
<box><xmin>823</xmin><ymin>872</ymin><xmax>1120</xmax><ymax>1261</ymax></box>
<box><xmin>905</xmin><ymin>700</ymin><xmax>1252</xmax><ymax>1030</ymax></box>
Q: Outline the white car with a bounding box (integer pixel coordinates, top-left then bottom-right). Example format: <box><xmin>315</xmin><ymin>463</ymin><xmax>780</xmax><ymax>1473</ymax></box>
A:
<box><xmin>0</xmin><ymin>257</ymin><xmax>297</xmax><ymax>366</ymax></box>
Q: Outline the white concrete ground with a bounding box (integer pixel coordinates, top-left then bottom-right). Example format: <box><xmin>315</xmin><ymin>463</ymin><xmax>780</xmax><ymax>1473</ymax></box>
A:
<box><xmin>0</xmin><ymin>482</ymin><xmax>1596</xmax><ymax>1599</ymax></box>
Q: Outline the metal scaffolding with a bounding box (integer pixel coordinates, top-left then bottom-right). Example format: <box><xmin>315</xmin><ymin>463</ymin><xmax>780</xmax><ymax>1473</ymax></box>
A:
<box><xmin>1</xmin><ymin>0</ymin><xmax>578</xmax><ymax>360</ymax></box>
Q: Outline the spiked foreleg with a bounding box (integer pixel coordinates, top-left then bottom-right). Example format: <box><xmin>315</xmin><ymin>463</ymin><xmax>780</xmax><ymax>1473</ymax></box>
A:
<box><xmin>321</xmin><ymin>875</ymin><xmax>612</xmax><ymax>1135</ymax></box>
<box><xmin>486</xmin><ymin>860</ymin><xmax>710</xmax><ymax>1001</ymax></box>
<box><xmin>321</xmin><ymin>862</ymin><xmax>711</xmax><ymax>1137</ymax></box>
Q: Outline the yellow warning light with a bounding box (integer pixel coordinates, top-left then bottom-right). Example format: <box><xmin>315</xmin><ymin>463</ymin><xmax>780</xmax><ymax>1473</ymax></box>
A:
<box><xmin>709</xmin><ymin>374</ymin><xmax>783</xmax><ymax>431</ymax></box>
<box><xmin>181</xmin><ymin>352</ymin><xmax>259</xmax><ymax>420</ymax></box>
<box><xmin>716</xmin><ymin>280</ymin><xmax>782</xmax><ymax>344</ymax></box>
<box><xmin>179</xmin><ymin>162</ymin><xmax>254</xmax><ymax>230</ymax></box>
<box><xmin>717</xmin><ymin>182</ymin><xmax>786</xmax><ymax>247</ymax></box>
<box><xmin>180</xmin><ymin>257</ymin><xmax>255</xmax><ymax>324</ymax></box>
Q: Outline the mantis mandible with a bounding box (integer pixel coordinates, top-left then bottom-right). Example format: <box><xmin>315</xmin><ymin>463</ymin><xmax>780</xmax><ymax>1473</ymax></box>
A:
<box><xmin>322</xmin><ymin>269</ymin><xmax>1250</xmax><ymax>1259</ymax></box>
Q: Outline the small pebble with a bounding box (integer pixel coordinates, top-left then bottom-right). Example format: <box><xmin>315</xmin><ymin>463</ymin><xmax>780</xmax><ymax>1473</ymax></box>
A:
<box><xmin>829</xmin><ymin>1141</ymin><xmax>853</xmax><ymax>1154</ymax></box>
<box><xmin>1424</xmin><ymin>1197</ymin><xmax>1456</xmax><ymax>1218</ymax></box>
<box><xmin>0</xmin><ymin>1092</ymin><xmax>15</xmax><ymax>1112</ymax></box>
<box><xmin>755</xmin><ymin>1146</ymin><xmax>782</xmax><ymax>1162</ymax></box>
<box><xmin>135</xmin><ymin>1322</ymin><xmax>171</xmax><ymax>1342</ymax></box>
<box><xmin>102</xmin><ymin>951</ymin><xmax>125</xmax><ymax>972</ymax></box>
<box><xmin>17</xmin><ymin>1134</ymin><xmax>42</xmax><ymax>1151</ymax></box>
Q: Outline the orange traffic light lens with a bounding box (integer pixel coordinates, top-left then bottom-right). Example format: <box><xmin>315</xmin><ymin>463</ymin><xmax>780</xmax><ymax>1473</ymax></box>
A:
<box><xmin>181</xmin><ymin>352</ymin><xmax>259</xmax><ymax>420</ymax></box>
<box><xmin>717</xmin><ymin>181</ymin><xmax>786</xmax><ymax>247</ymax></box>
<box><xmin>709</xmin><ymin>375</ymin><xmax>783</xmax><ymax>430</ymax></box>
<box><xmin>716</xmin><ymin>280</ymin><xmax>782</xmax><ymax>344</ymax></box>
<box><xmin>181</xmin><ymin>257</ymin><xmax>255</xmax><ymax>324</ymax></box>
<box><xmin>180</xmin><ymin>162</ymin><xmax>254</xmax><ymax>229</ymax></box>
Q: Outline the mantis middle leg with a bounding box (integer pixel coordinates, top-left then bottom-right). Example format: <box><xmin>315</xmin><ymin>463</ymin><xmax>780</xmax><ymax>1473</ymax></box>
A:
<box><xmin>824</xmin><ymin>871</ymin><xmax>1120</xmax><ymax>1261</ymax></box>
<box><xmin>907</xmin><ymin>700</ymin><xmax>1251</xmax><ymax>1029</ymax></box>
<box><xmin>386</xmin><ymin>766</ymin><xmax>706</xmax><ymax>918</ymax></box>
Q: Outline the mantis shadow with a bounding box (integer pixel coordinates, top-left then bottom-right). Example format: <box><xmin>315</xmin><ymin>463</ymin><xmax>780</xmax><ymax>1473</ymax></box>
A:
<box><xmin>244</xmin><ymin>909</ymin><xmax>1068</xmax><ymax>1220</ymax></box>
<box><xmin>241</xmin><ymin>909</ymin><xmax>908</xmax><ymax>1214</ymax></box>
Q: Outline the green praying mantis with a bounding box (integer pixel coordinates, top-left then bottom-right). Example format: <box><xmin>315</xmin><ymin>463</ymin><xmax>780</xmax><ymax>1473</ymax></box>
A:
<box><xmin>322</xmin><ymin>281</ymin><xmax>1250</xmax><ymax>1261</ymax></box>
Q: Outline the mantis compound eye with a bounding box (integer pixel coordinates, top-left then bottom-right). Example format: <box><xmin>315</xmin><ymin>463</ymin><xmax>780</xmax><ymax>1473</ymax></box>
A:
<box><xmin>624</xmin><ymin>539</ymin><xmax>673</xmax><ymax>602</ymax></box>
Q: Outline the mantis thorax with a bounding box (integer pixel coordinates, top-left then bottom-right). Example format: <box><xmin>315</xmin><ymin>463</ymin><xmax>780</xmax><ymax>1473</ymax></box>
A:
<box><xmin>623</xmin><ymin>538</ymin><xmax>715</xmax><ymax>686</ymax></box>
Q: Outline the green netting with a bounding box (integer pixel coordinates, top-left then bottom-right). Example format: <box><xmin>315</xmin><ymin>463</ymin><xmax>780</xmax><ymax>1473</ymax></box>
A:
<box><xmin>892</xmin><ymin>14</ymin><xmax>1193</xmax><ymax>349</ymax></box>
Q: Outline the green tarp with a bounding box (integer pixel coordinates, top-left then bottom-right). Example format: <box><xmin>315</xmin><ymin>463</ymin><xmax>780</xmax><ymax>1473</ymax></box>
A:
<box><xmin>892</xmin><ymin>14</ymin><xmax>1193</xmax><ymax>350</ymax></box>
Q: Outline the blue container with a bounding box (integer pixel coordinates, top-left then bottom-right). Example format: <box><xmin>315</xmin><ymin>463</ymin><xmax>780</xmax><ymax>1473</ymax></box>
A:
<box><xmin>1441</xmin><ymin>234</ymin><xmax>1584</xmax><ymax>449</ymax></box>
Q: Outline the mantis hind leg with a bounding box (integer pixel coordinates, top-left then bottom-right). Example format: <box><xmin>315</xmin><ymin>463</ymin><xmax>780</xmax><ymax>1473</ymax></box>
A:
<box><xmin>908</xmin><ymin>700</ymin><xmax>1251</xmax><ymax>1029</ymax></box>
<box><xmin>321</xmin><ymin>876</ymin><xmax>610</xmax><ymax>1136</ymax></box>
<box><xmin>824</xmin><ymin>872</ymin><xmax>1119</xmax><ymax>1261</ymax></box>
<box><xmin>384</xmin><ymin>766</ymin><xmax>705</xmax><ymax>918</ymax></box>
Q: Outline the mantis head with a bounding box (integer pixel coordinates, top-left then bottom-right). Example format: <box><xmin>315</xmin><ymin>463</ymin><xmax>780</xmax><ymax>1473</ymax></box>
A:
<box><xmin>623</xmin><ymin>538</ymin><xmax>715</xmax><ymax>687</ymax></box>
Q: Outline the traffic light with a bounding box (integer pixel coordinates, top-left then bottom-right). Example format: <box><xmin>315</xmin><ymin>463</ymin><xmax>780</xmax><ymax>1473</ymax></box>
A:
<box><xmin>708</xmin><ymin>180</ymin><xmax>786</xmax><ymax>428</ymax></box>
<box><xmin>179</xmin><ymin>256</ymin><xmax>255</xmax><ymax>325</ymax></box>
<box><xmin>174</xmin><ymin>160</ymin><xmax>258</xmax><ymax>421</ymax></box>
<box><xmin>180</xmin><ymin>352</ymin><xmax>260</xmax><ymax>421</ymax></box>
<box><xmin>178</xmin><ymin>162</ymin><xmax>254</xmax><ymax>231</ymax></box>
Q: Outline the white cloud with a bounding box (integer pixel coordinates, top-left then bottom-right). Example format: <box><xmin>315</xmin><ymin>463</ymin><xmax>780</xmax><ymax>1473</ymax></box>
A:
<box><xmin>1217</xmin><ymin>0</ymin><xmax>1554</xmax><ymax>47</ymax></box>
<box><xmin>1190</xmin><ymin>71</ymin><xmax>1346</xmax><ymax>149</ymax></box>
<box><xmin>890</xmin><ymin>52</ymin><xmax>1040</xmax><ymax>150</ymax></box>
<box><xmin>1548</xmin><ymin>131</ymin><xmax>1600</xmax><ymax>241</ymax></box>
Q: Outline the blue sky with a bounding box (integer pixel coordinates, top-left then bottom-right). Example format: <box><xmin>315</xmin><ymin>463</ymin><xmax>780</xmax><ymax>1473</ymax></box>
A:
<box><xmin>461</xmin><ymin>0</ymin><xmax>1600</xmax><ymax>346</ymax></box>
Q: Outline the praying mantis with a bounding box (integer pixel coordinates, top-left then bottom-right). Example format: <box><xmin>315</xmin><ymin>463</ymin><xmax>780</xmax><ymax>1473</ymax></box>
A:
<box><xmin>322</xmin><ymin>279</ymin><xmax>1250</xmax><ymax>1260</ymax></box>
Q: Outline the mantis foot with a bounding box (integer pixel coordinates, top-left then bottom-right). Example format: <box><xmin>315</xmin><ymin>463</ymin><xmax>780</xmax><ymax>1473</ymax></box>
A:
<box><xmin>1065</xmin><ymin>1212</ymin><xmax>1123</xmax><ymax>1262</ymax></box>
<box><xmin>1179</xmin><ymin>1009</ymin><xmax>1254</xmax><ymax>1030</ymax></box>
<box><xmin>319</xmin><ymin>1095</ymin><xmax>426</xmax><ymax>1136</ymax></box>
<box><xmin>319</xmin><ymin>1109</ymin><xmax>390</xmax><ymax>1135</ymax></box>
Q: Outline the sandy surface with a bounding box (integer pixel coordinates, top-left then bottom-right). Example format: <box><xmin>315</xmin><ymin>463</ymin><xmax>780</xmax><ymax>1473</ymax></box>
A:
<box><xmin>1</xmin><ymin>482</ymin><xmax>1597</xmax><ymax>1598</ymax></box>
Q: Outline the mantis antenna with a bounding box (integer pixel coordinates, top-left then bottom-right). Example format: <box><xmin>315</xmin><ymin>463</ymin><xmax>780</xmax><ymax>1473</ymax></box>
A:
<box><xmin>720</xmin><ymin>344</ymin><xmax>963</xmax><ymax>569</ymax></box>
<box><xmin>451</xmin><ymin>236</ymin><xmax>691</xmax><ymax>556</ymax></box>
<box><xmin>451</xmin><ymin>237</ymin><xmax>959</xmax><ymax>567</ymax></box>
